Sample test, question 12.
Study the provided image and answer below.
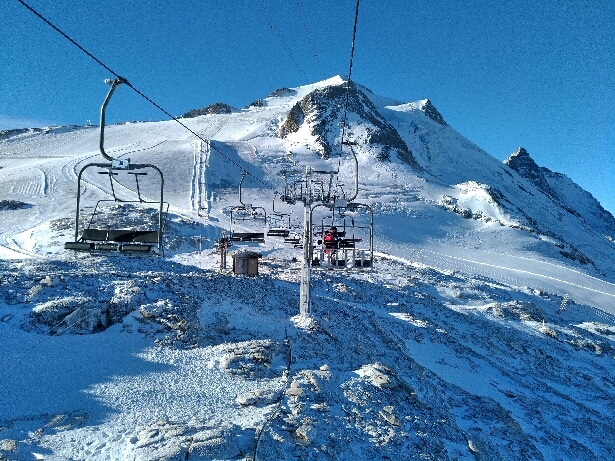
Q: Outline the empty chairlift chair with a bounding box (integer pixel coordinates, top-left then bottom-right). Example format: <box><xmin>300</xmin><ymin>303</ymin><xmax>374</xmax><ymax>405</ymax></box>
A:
<box><xmin>64</xmin><ymin>78</ymin><xmax>166</xmax><ymax>255</ymax></box>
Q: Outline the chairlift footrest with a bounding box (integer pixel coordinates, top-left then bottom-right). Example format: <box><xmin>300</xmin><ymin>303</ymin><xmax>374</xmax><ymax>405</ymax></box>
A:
<box><xmin>98</xmin><ymin>243</ymin><xmax>120</xmax><ymax>251</ymax></box>
<box><xmin>230</xmin><ymin>232</ymin><xmax>265</xmax><ymax>242</ymax></box>
<box><xmin>267</xmin><ymin>229</ymin><xmax>291</xmax><ymax>237</ymax></box>
<box><xmin>64</xmin><ymin>242</ymin><xmax>94</xmax><ymax>251</ymax></box>
<box><xmin>120</xmin><ymin>243</ymin><xmax>152</xmax><ymax>252</ymax></box>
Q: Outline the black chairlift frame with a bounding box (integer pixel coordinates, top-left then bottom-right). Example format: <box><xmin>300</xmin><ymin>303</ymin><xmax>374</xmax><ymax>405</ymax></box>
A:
<box><xmin>267</xmin><ymin>192</ymin><xmax>292</xmax><ymax>237</ymax></box>
<box><xmin>64</xmin><ymin>78</ymin><xmax>165</xmax><ymax>254</ymax></box>
<box><xmin>66</xmin><ymin>162</ymin><xmax>165</xmax><ymax>252</ymax></box>
<box><xmin>228</xmin><ymin>172</ymin><xmax>266</xmax><ymax>242</ymax></box>
<box><xmin>310</xmin><ymin>200</ymin><xmax>373</xmax><ymax>268</ymax></box>
<box><xmin>229</xmin><ymin>205</ymin><xmax>267</xmax><ymax>242</ymax></box>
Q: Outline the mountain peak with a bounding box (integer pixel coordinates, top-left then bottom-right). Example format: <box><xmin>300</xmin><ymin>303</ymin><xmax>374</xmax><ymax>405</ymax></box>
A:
<box><xmin>420</xmin><ymin>99</ymin><xmax>448</xmax><ymax>126</ymax></box>
<box><xmin>505</xmin><ymin>147</ymin><xmax>558</xmax><ymax>199</ymax></box>
<box><xmin>394</xmin><ymin>99</ymin><xmax>448</xmax><ymax>126</ymax></box>
<box><xmin>508</xmin><ymin>147</ymin><xmax>530</xmax><ymax>159</ymax></box>
<box><xmin>504</xmin><ymin>147</ymin><xmax>539</xmax><ymax>173</ymax></box>
<box><xmin>278</xmin><ymin>80</ymin><xmax>420</xmax><ymax>168</ymax></box>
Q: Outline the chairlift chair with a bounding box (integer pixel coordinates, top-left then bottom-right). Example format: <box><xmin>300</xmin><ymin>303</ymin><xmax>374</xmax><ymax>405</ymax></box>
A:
<box><xmin>311</xmin><ymin>201</ymin><xmax>373</xmax><ymax>268</ymax></box>
<box><xmin>64</xmin><ymin>78</ymin><xmax>166</xmax><ymax>255</ymax></box>
<box><xmin>229</xmin><ymin>205</ymin><xmax>266</xmax><ymax>242</ymax></box>
<box><xmin>267</xmin><ymin>192</ymin><xmax>293</xmax><ymax>238</ymax></box>
<box><xmin>228</xmin><ymin>172</ymin><xmax>267</xmax><ymax>243</ymax></box>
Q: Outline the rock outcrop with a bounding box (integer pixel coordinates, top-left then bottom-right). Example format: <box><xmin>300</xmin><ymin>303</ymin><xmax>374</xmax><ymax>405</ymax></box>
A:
<box><xmin>279</xmin><ymin>81</ymin><xmax>420</xmax><ymax>169</ymax></box>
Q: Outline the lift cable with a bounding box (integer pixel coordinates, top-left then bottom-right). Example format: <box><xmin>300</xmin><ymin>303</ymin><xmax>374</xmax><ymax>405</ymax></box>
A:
<box><xmin>294</xmin><ymin>0</ymin><xmax>325</xmax><ymax>76</ymax></box>
<box><xmin>340</xmin><ymin>0</ymin><xmax>361</xmax><ymax>152</ymax></box>
<box><xmin>256</xmin><ymin>0</ymin><xmax>308</xmax><ymax>82</ymax></box>
<box><xmin>16</xmin><ymin>0</ymin><xmax>270</xmax><ymax>189</ymax></box>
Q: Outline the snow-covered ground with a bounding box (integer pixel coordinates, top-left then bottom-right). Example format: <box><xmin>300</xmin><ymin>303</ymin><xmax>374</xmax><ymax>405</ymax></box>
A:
<box><xmin>1</xmin><ymin>78</ymin><xmax>614</xmax><ymax>460</ymax></box>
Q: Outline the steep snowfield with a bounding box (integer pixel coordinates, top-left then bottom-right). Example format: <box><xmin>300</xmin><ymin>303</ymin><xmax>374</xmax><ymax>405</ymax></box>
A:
<box><xmin>1</xmin><ymin>77</ymin><xmax>614</xmax><ymax>460</ymax></box>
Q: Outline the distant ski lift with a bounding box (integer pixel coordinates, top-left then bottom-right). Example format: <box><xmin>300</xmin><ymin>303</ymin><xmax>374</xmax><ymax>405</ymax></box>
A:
<box><xmin>278</xmin><ymin>169</ymin><xmax>304</xmax><ymax>204</ymax></box>
<box><xmin>229</xmin><ymin>172</ymin><xmax>266</xmax><ymax>243</ymax></box>
<box><xmin>229</xmin><ymin>205</ymin><xmax>266</xmax><ymax>242</ymax></box>
<box><xmin>309</xmin><ymin>138</ymin><xmax>369</xmax><ymax>267</ymax></box>
<box><xmin>267</xmin><ymin>192</ymin><xmax>294</xmax><ymax>238</ymax></box>
<box><xmin>64</xmin><ymin>78</ymin><xmax>166</xmax><ymax>255</ymax></box>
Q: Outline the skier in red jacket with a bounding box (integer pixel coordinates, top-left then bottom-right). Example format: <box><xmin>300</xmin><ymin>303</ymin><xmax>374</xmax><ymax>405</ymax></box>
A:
<box><xmin>323</xmin><ymin>226</ymin><xmax>338</xmax><ymax>257</ymax></box>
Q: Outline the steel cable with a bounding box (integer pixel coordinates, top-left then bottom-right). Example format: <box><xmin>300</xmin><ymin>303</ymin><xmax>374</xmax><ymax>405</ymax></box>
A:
<box><xmin>16</xmin><ymin>0</ymin><xmax>271</xmax><ymax>189</ymax></box>
<box><xmin>340</xmin><ymin>0</ymin><xmax>361</xmax><ymax>153</ymax></box>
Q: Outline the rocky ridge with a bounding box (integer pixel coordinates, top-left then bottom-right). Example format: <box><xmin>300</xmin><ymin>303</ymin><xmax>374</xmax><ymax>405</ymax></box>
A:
<box><xmin>279</xmin><ymin>81</ymin><xmax>420</xmax><ymax>168</ymax></box>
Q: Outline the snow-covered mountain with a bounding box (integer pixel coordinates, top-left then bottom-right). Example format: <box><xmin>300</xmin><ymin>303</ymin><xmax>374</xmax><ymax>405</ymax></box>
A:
<box><xmin>1</xmin><ymin>76</ymin><xmax>614</xmax><ymax>460</ymax></box>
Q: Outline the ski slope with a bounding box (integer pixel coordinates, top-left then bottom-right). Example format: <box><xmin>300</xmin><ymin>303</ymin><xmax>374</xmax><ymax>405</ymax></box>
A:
<box><xmin>1</xmin><ymin>78</ymin><xmax>614</xmax><ymax>460</ymax></box>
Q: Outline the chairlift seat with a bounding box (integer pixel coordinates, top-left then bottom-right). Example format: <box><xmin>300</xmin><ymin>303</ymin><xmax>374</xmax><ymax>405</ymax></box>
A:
<box><xmin>99</xmin><ymin>243</ymin><xmax>120</xmax><ymax>251</ymax></box>
<box><xmin>65</xmin><ymin>228</ymin><xmax>159</xmax><ymax>253</ymax></box>
<box><xmin>64</xmin><ymin>242</ymin><xmax>94</xmax><ymax>251</ymax></box>
<box><xmin>355</xmin><ymin>259</ymin><xmax>372</xmax><ymax>267</ymax></box>
<box><xmin>230</xmin><ymin>232</ymin><xmax>265</xmax><ymax>242</ymax></box>
<box><xmin>267</xmin><ymin>228</ymin><xmax>290</xmax><ymax>237</ymax></box>
<box><xmin>78</xmin><ymin>228</ymin><xmax>159</xmax><ymax>244</ymax></box>
<box><xmin>338</xmin><ymin>238</ymin><xmax>358</xmax><ymax>249</ymax></box>
<box><xmin>120</xmin><ymin>243</ymin><xmax>152</xmax><ymax>252</ymax></box>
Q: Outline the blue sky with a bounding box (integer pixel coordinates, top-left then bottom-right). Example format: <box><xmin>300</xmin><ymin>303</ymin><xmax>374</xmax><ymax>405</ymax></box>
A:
<box><xmin>2</xmin><ymin>0</ymin><xmax>614</xmax><ymax>213</ymax></box>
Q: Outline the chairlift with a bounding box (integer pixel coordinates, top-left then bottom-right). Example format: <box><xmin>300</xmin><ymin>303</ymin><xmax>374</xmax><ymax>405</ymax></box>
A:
<box><xmin>267</xmin><ymin>192</ymin><xmax>292</xmax><ymax>238</ymax></box>
<box><xmin>64</xmin><ymin>78</ymin><xmax>166</xmax><ymax>255</ymax></box>
<box><xmin>229</xmin><ymin>205</ymin><xmax>267</xmax><ymax>242</ymax></box>
<box><xmin>313</xmin><ymin>140</ymin><xmax>370</xmax><ymax>266</ymax></box>
<box><xmin>278</xmin><ymin>169</ymin><xmax>303</xmax><ymax>204</ymax></box>
<box><xmin>310</xmin><ymin>201</ymin><xmax>373</xmax><ymax>268</ymax></box>
<box><xmin>229</xmin><ymin>172</ymin><xmax>266</xmax><ymax>243</ymax></box>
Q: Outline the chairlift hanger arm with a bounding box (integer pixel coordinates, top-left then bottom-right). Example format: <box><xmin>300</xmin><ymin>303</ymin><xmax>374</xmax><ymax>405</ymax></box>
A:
<box><xmin>99</xmin><ymin>78</ymin><xmax>127</xmax><ymax>162</ymax></box>
<box><xmin>341</xmin><ymin>142</ymin><xmax>359</xmax><ymax>202</ymax></box>
<box><xmin>272</xmin><ymin>193</ymin><xmax>291</xmax><ymax>216</ymax></box>
<box><xmin>238</xmin><ymin>171</ymin><xmax>248</xmax><ymax>206</ymax></box>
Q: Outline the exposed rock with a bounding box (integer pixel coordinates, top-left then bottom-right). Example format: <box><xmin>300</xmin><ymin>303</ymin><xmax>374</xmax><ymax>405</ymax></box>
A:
<box><xmin>0</xmin><ymin>439</ymin><xmax>17</xmax><ymax>452</ymax></box>
<box><xmin>505</xmin><ymin>147</ymin><xmax>557</xmax><ymax>199</ymax></box>
<box><xmin>133</xmin><ymin>421</ymin><xmax>239</xmax><ymax>461</ymax></box>
<box><xmin>236</xmin><ymin>388</ymin><xmax>277</xmax><ymax>406</ymax></box>
<box><xmin>379</xmin><ymin>405</ymin><xmax>402</xmax><ymax>426</ymax></box>
<box><xmin>0</xmin><ymin>127</ymin><xmax>45</xmax><ymax>140</ymax></box>
<box><xmin>279</xmin><ymin>102</ymin><xmax>304</xmax><ymax>139</ymax></box>
<box><xmin>268</xmin><ymin>87</ymin><xmax>297</xmax><ymax>98</ymax></box>
<box><xmin>278</xmin><ymin>81</ymin><xmax>420</xmax><ymax>168</ymax></box>
<box><xmin>355</xmin><ymin>362</ymin><xmax>399</xmax><ymax>389</ymax></box>
<box><xmin>0</xmin><ymin>200</ymin><xmax>32</xmax><ymax>211</ymax></box>
<box><xmin>247</xmin><ymin>99</ymin><xmax>264</xmax><ymax>108</ymax></box>
<box><xmin>420</xmin><ymin>99</ymin><xmax>448</xmax><ymax>126</ymax></box>
<box><xmin>285</xmin><ymin>379</ymin><xmax>304</xmax><ymax>398</ymax></box>
<box><xmin>220</xmin><ymin>339</ymin><xmax>285</xmax><ymax>379</ymax></box>
<box><xmin>182</xmin><ymin>103</ymin><xmax>233</xmax><ymax>118</ymax></box>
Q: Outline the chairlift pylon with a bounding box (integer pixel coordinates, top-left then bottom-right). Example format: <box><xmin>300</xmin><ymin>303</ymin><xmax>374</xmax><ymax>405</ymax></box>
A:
<box><xmin>64</xmin><ymin>78</ymin><xmax>166</xmax><ymax>255</ymax></box>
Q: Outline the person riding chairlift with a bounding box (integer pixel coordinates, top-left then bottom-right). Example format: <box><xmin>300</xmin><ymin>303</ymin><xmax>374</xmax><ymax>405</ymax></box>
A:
<box><xmin>323</xmin><ymin>226</ymin><xmax>338</xmax><ymax>256</ymax></box>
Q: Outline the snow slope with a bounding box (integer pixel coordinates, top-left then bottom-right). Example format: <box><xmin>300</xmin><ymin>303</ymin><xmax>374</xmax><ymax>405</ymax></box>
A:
<box><xmin>1</xmin><ymin>77</ymin><xmax>614</xmax><ymax>460</ymax></box>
